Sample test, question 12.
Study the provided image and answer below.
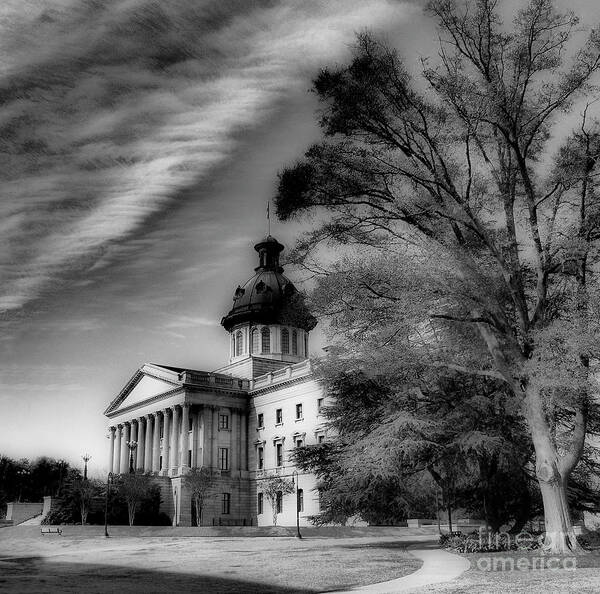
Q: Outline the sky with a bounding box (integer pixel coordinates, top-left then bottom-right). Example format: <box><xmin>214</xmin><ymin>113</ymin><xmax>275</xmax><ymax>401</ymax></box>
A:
<box><xmin>1</xmin><ymin>0</ymin><xmax>600</xmax><ymax>478</ymax></box>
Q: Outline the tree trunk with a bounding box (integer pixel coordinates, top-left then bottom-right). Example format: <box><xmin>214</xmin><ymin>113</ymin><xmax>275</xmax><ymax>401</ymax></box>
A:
<box><xmin>525</xmin><ymin>386</ymin><xmax>586</xmax><ymax>554</ymax></box>
<box><xmin>447</xmin><ymin>501</ymin><xmax>453</xmax><ymax>534</ymax></box>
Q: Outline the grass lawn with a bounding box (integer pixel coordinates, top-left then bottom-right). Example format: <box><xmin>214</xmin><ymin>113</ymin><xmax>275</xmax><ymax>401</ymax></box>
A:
<box><xmin>0</xmin><ymin>533</ymin><xmax>423</xmax><ymax>593</ymax></box>
<box><xmin>412</xmin><ymin>550</ymin><xmax>600</xmax><ymax>594</ymax></box>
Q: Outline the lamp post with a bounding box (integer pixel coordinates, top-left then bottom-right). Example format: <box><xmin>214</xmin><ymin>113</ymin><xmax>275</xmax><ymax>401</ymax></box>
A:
<box><xmin>291</xmin><ymin>470</ymin><xmax>302</xmax><ymax>539</ymax></box>
<box><xmin>104</xmin><ymin>472</ymin><xmax>114</xmax><ymax>538</ymax></box>
<box><xmin>82</xmin><ymin>453</ymin><xmax>92</xmax><ymax>481</ymax></box>
<box><xmin>126</xmin><ymin>440</ymin><xmax>138</xmax><ymax>474</ymax></box>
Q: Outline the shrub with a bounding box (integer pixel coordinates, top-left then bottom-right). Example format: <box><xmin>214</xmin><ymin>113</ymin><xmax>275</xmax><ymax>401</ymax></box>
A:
<box><xmin>578</xmin><ymin>530</ymin><xmax>600</xmax><ymax>550</ymax></box>
<box><xmin>440</xmin><ymin>530</ymin><xmax>542</xmax><ymax>553</ymax></box>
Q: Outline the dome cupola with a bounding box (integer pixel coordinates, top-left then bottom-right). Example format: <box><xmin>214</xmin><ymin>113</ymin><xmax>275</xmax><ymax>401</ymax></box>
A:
<box><xmin>221</xmin><ymin>236</ymin><xmax>316</xmax><ymax>333</ymax></box>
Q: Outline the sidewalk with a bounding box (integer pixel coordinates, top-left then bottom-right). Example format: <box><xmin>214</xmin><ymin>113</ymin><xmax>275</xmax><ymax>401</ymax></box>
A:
<box><xmin>329</xmin><ymin>545</ymin><xmax>470</xmax><ymax>593</ymax></box>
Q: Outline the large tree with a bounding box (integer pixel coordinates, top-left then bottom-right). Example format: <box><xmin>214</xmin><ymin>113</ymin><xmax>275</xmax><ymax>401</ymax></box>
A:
<box><xmin>276</xmin><ymin>0</ymin><xmax>600</xmax><ymax>552</ymax></box>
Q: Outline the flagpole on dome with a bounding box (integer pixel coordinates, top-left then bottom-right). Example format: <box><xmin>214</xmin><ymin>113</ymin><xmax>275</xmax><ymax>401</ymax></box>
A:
<box><xmin>266</xmin><ymin>200</ymin><xmax>271</xmax><ymax>236</ymax></box>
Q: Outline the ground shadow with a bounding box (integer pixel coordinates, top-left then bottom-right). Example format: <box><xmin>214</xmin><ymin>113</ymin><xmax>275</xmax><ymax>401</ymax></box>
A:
<box><xmin>0</xmin><ymin>556</ymin><xmax>314</xmax><ymax>594</ymax></box>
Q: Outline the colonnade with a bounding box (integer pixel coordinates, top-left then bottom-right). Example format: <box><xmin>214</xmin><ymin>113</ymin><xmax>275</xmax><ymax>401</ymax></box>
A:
<box><xmin>107</xmin><ymin>404</ymin><xmax>248</xmax><ymax>476</ymax></box>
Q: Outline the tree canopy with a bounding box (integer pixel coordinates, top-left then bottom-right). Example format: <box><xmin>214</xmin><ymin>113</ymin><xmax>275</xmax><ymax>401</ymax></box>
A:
<box><xmin>276</xmin><ymin>0</ymin><xmax>600</xmax><ymax>552</ymax></box>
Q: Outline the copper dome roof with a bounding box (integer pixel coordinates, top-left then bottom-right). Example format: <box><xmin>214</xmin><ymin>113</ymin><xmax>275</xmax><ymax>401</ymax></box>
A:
<box><xmin>221</xmin><ymin>236</ymin><xmax>316</xmax><ymax>332</ymax></box>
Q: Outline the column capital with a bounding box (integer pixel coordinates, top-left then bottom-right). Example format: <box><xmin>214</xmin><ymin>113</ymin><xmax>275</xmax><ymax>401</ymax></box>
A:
<box><xmin>182</xmin><ymin>402</ymin><xmax>190</xmax><ymax>410</ymax></box>
<box><xmin>117</xmin><ymin>423</ymin><xmax>123</xmax><ymax>428</ymax></box>
<box><xmin>109</xmin><ymin>426</ymin><xmax>116</xmax><ymax>434</ymax></box>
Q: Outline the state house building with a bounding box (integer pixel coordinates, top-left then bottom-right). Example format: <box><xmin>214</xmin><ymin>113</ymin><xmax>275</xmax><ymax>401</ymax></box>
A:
<box><xmin>104</xmin><ymin>235</ymin><xmax>328</xmax><ymax>526</ymax></box>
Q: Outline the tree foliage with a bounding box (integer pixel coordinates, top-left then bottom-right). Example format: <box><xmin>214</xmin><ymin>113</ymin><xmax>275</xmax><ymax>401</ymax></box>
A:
<box><xmin>276</xmin><ymin>0</ymin><xmax>600</xmax><ymax>552</ymax></box>
<box><xmin>184</xmin><ymin>467</ymin><xmax>216</xmax><ymax>527</ymax></box>
<box><xmin>260</xmin><ymin>474</ymin><xmax>294</xmax><ymax>526</ymax></box>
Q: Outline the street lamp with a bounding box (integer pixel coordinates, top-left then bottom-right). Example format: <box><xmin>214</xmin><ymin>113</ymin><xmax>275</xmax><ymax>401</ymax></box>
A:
<box><xmin>126</xmin><ymin>440</ymin><xmax>138</xmax><ymax>474</ymax></box>
<box><xmin>104</xmin><ymin>472</ymin><xmax>114</xmax><ymax>538</ymax></box>
<box><xmin>82</xmin><ymin>453</ymin><xmax>92</xmax><ymax>480</ymax></box>
<box><xmin>291</xmin><ymin>470</ymin><xmax>302</xmax><ymax>539</ymax></box>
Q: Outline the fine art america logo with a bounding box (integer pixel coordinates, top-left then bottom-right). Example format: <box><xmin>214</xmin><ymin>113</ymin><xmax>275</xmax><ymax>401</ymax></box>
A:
<box><xmin>475</xmin><ymin>530</ymin><xmax>577</xmax><ymax>572</ymax></box>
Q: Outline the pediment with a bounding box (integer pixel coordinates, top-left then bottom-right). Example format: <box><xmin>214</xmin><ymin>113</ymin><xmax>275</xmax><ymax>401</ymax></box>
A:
<box><xmin>105</xmin><ymin>367</ymin><xmax>182</xmax><ymax>416</ymax></box>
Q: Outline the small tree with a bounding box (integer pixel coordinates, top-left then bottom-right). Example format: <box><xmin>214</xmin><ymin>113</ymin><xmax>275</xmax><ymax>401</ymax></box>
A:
<box><xmin>71</xmin><ymin>477</ymin><xmax>98</xmax><ymax>525</ymax></box>
<box><xmin>119</xmin><ymin>474</ymin><xmax>151</xmax><ymax>526</ymax></box>
<box><xmin>184</xmin><ymin>467</ymin><xmax>215</xmax><ymax>527</ymax></box>
<box><xmin>261</xmin><ymin>475</ymin><xmax>294</xmax><ymax>526</ymax></box>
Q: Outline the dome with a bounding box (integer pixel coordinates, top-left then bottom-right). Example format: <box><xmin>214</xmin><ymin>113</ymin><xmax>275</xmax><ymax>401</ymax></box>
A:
<box><xmin>221</xmin><ymin>236</ymin><xmax>316</xmax><ymax>332</ymax></box>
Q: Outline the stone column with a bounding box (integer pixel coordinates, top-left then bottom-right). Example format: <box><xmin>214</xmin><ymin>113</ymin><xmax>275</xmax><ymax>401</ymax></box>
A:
<box><xmin>203</xmin><ymin>406</ymin><xmax>212</xmax><ymax>468</ymax></box>
<box><xmin>191</xmin><ymin>409</ymin><xmax>199</xmax><ymax>468</ymax></box>
<box><xmin>171</xmin><ymin>405</ymin><xmax>180</xmax><ymax>473</ymax></box>
<box><xmin>231</xmin><ymin>410</ymin><xmax>238</xmax><ymax>472</ymax></box>
<box><xmin>107</xmin><ymin>427</ymin><xmax>115</xmax><ymax>474</ymax></box>
<box><xmin>152</xmin><ymin>412</ymin><xmax>161</xmax><ymax>472</ymax></box>
<box><xmin>144</xmin><ymin>414</ymin><xmax>153</xmax><ymax>471</ymax></box>
<box><xmin>162</xmin><ymin>410</ymin><xmax>171</xmax><ymax>475</ymax></box>
<box><xmin>212</xmin><ymin>407</ymin><xmax>219</xmax><ymax>468</ymax></box>
<box><xmin>136</xmin><ymin>418</ymin><xmax>145</xmax><ymax>471</ymax></box>
<box><xmin>114</xmin><ymin>425</ymin><xmax>122</xmax><ymax>474</ymax></box>
<box><xmin>240</xmin><ymin>412</ymin><xmax>247</xmax><ymax>471</ymax></box>
<box><xmin>181</xmin><ymin>403</ymin><xmax>190</xmax><ymax>471</ymax></box>
<box><xmin>120</xmin><ymin>423</ymin><xmax>130</xmax><ymax>473</ymax></box>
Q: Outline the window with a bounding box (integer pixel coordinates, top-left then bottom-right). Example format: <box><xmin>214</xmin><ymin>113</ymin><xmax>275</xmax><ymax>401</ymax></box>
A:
<box><xmin>159</xmin><ymin>422</ymin><xmax>164</xmax><ymax>438</ymax></box>
<box><xmin>235</xmin><ymin>330</ymin><xmax>243</xmax><ymax>356</ymax></box>
<box><xmin>304</xmin><ymin>333</ymin><xmax>309</xmax><ymax>356</ymax></box>
<box><xmin>258</xmin><ymin>493</ymin><xmax>264</xmax><ymax>515</ymax></box>
<box><xmin>251</xmin><ymin>328</ymin><xmax>259</xmax><ymax>354</ymax></box>
<box><xmin>261</xmin><ymin>327</ymin><xmax>270</xmax><ymax>353</ymax></box>
<box><xmin>317</xmin><ymin>435</ymin><xmax>325</xmax><ymax>444</ymax></box>
<box><xmin>295</xmin><ymin>403</ymin><xmax>303</xmax><ymax>420</ymax></box>
<box><xmin>276</xmin><ymin>409</ymin><xmax>283</xmax><ymax>424</ymax></box>
<box><xmin>257</xmin><ymin>446</ymin><xmax>264</xmax><ymax>470</ymax></box>
<box><xmin>317</xmin><ymin>398</ymin><xmax>324</xmax><ymax>412</ymax></box>
<box><xmin>298</xmin><ymin>489</ymin><xmax>304</xmax><ymax>512</ymax></box>
<box><xmin>188</xmin><ymin>450</ymin><xmax>192</xmax><ymax>466</ymax></box>
<box><xmin>295</xmin><ymin>439</ymin><xmax>303</xmax><ymax>448</ymax></box>
<box><xmin>219</xmin><ymin>414</ymin><xmax>229</xmax><ymax>430</ymax></box>
<box><xmin>276</xmin><ymin>443</ymin><xmax>283</xmax><ymax>467</ymax></box>
<box><xmin>219</xmin><ymin>447</ymin><xmax>229</xmax><ymax>470</ymax></box>
<box><xmin>281</xmin><ymin>328</ymin><xmax>289</xmax><ymax>354</ymax></box>
<box><xmin>222</xmin><ymin>493</ymin><xmax>231</xmax><ymax>514</ymax></box>
<box><xmin>276</xmin><ymin>491</ymin><xmax>283</xmax><ymax>514</ymax></box>
<box><xmin>292</xmin><ymin>330</ymin><xmax>298</xmax><ymax>355</ymax></box>
<box><xmin>159</xmin><ymin>455</ymin><xmax>163</xmax><ymax>470</ymax></box>
<box><xmin>257</xmin><ymin>413</ymin><xmax>264</xmax><ymax>428</ymax></box>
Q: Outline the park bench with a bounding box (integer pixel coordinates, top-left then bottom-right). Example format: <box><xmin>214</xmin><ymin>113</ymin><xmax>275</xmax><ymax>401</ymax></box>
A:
<box><xmin>40</xmin><ymin>528</ymin><xmax>62</xmax><ymax>535</ymax></box>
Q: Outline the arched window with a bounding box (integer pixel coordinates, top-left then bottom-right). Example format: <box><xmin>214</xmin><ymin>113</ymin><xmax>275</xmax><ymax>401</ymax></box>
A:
<box><xmin>261</xmin><ymin>327</ymin><xmax>270</xmax><ymax>353</ymax></box>
<box><xmin>292</xmin><ymin>330</ymin><xmax>298</xmax><ymax>355</ymax></box>
<box><xmin>281</xmin><ymin>328</ymin><xmax>289</xmax><ymax>354</ymax></box>
<box><xmin>251</xmin><ymin>328</ymin><xmax>259</xmax><ymax>354</ymax></box>
<box><xmin>235</xmin><ymin>330</ymin><xmax>243</xmax><ymax>356</ymax></box>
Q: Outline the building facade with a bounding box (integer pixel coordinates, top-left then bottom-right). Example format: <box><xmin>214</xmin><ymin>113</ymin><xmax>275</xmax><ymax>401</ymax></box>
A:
<box><xmin>104</xmin><ymin>236</ymin><xmax>328</xmax><ymax>526</ymax></box>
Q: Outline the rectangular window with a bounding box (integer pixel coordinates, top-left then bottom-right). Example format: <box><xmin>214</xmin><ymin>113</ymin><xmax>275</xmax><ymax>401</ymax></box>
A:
<box><xmin>219</xmin><ymin>414</ymin><xmax>229</xmax><ymax>430</ymax></box>
<box><xmin>295</xmin><ymin>439</ymin><xmax>303</xmax><ymax>448</ymax></box>
<box><xmin>317</xmin><ymin>435</ymin><xmax>325</xmax><ymax>444</ymax></box>
<box><xmin>159</xmin><ymin>455</ymin><xmax>163</xmax><ymax>470</ymax></box>
<box><xmin>219</xmin><ymin>447</ymin><xmax>229</xmax><ymax>470</ymax></box>
<box><xmin>276</xmin><ymin>443</ymin><xmax>283</xmax><ymax>467</ymax></box>
<box><xmin>222</xmin><ymin>493</ymin><xmax>231</xmax><ymax>514</ymax></box>
<box><xmin>276</xmin><ymin>491</ymin><xmax>283</xmax><ymax>514</ymax></box>
<box><xmin>257</xmin><ymin>446</ymin><xmax>264</xmax><ymax>470</ymax></box>
<box><xmin>257</xmin><ymin>493</ymin><xmax>263</xmax><ymax>515</ymax></box>
<box><xmin>276</xmin><ymin>409</ymin><xmax>283</xmax><ymax>424</ymax></box>
<box><xmin>317</xmin><ymin>398</ymin><xmax>324</xmax><ymax>412</ymax></box>
<box><xmin>298</xmin><ymin>488</ymin><xmax>304</xmax><ymax>512</ymax></box>
<box><xmin>188</xmin><ymin>450</ymin><xmax>192</xmax><ymax>466</ymax></box>
<box><xmin>295</xmin><ymin>403</ymin><xmax>303</xmax><ymax>419</ymax></box>
<box><xmin>159</xmin><ymin>422</ymin><xmax>164</xmax><ymax>439</ymax></box>
<box><xmin>257</xmin><ymin>413</ymin><xmax>264</xmax><ymax>428</ymax></box>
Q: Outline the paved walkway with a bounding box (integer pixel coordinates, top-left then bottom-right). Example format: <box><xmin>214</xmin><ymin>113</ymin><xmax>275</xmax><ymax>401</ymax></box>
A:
<box><xmin>329</xmin><ymin>545</ymin><xmax>470</xmax><ymax>593</ymax></box>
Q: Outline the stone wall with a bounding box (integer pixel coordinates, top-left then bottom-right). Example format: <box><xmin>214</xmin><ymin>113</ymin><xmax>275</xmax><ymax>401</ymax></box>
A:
<box><xmin>6</xmin><ymin>502</ymin><xmax>43</xmax><ymax>524</ymax></box>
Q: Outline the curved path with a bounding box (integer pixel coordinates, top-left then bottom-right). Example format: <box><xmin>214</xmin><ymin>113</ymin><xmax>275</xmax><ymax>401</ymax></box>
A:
<box><xmin>329</xmin><ymin>545</ymin><xmax>470</xmax><ymax>594</ymax></box>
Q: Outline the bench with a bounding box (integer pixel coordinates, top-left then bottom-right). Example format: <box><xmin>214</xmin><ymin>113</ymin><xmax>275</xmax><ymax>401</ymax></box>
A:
<box><xmin>41</xmin><ymin>528</ymin><xmax>62</xmax><ymax>535</ymax></box>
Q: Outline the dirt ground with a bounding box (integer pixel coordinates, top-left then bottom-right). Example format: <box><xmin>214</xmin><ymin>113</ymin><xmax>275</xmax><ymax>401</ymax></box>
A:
<box><xmin>0</xmin><ymin>529</ymin><xmax>425</xmax><ymax>593</ymax></box>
